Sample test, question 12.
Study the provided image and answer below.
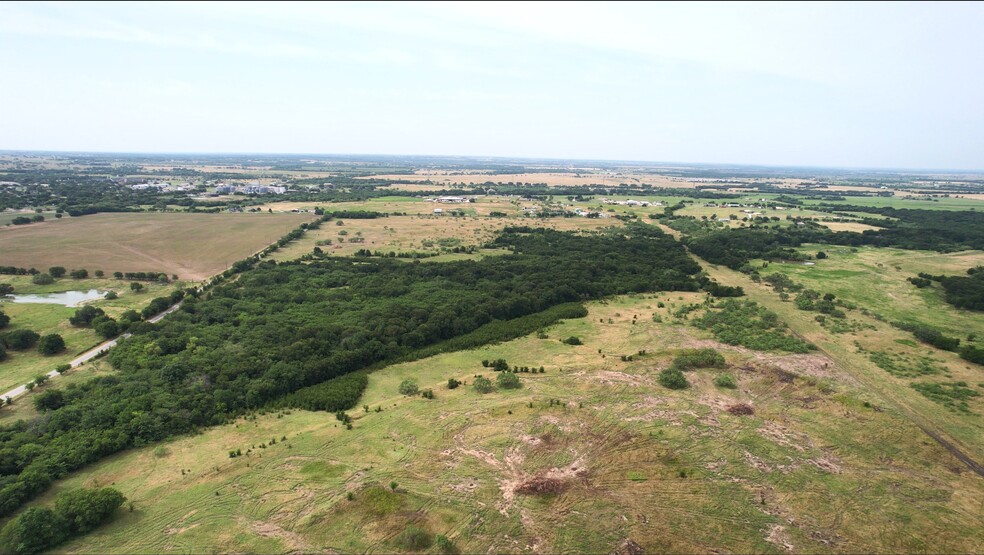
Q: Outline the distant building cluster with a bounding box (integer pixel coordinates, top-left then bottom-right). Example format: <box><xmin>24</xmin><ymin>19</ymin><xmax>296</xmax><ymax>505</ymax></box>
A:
<box><xmin>598</xmin><ymin>198</ymin><xmax>662</xmax><ymax>207</ymax></box>
<box><xmin>214</xmin><ymin>182</ymin><xmax>287</xmax><ymax>195</ymax></box>
<box><xmin>427</xmin><ymin>196</ymin><xmax>467</xmax><ymax>203</ymax></box>
<box><xmin>125</xmin><ymin>180</ymin><xmax>194</xmax><ymax>192</ymax></box>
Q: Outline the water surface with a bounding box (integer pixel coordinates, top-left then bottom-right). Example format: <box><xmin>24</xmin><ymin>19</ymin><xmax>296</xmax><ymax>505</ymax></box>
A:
<box><xmin>3</xmin><ymin>289</ymin><xmax>107</xmax><ymax>307</ymax></box>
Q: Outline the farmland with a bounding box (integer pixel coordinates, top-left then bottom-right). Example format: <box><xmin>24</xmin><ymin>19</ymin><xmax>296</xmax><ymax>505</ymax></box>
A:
<box><xmin>0</xmin><ymin>212</ymin><xmax>312</xmax><ymax>280</ymax></box>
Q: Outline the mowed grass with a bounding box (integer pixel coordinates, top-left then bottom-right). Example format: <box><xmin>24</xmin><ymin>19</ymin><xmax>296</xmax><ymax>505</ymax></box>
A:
<box><xmin>19</xmin><ymin>294</ymin><xmax>984</xmax><ymax>554</ymax></box>
<box><xmin>0</xmin><ymin>275</ymin><xmax>188</xmax><ymax>394</ymax></box>
<box><xmin>0</xmin><ymin>212</ymin><xmax>313</xmax><ymax>280</ymax></box>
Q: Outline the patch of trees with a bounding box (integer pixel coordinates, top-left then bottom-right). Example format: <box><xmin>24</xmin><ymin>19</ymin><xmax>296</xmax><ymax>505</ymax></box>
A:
<box><xmin>670</xmin><ymin>348</ymin><xmax>726</xmax><ymax>370</ymax></box>
<box><xmin>0</xmin><ymin>267</ymin><xmax>38</xmax><ymax>276</ymax></box>
<box><xmin>0</xmin><ymin>487</ymin><xmax>125</xmax><ymax>554</ymax></box>
<box><xmin>0</xmin><ymin>225</ymin><xmax>703</xmax><ymax>516</ymax></box>
<box><xmin>1</xmin><ymin>329</ymin><xmax>40</xmax><ymax>350</ymax></box>
<box><xmin>693</xmin><ymin>300</ymin><xmax>815</xmax><ymax>353</ymax></box>
<box><xmin>938</xmin><ymin>267</ymin><xmax>984</xmax><ymax>311</ymax></box>
<box><xmin>269</xmin><ymin>372</ymin><xmax>368</xmax><ymax>412</ymax></box>
<box><xmin>0</xmin><ymin>310</ymin><xmax>9</xmax><ymax>329</ymax></box>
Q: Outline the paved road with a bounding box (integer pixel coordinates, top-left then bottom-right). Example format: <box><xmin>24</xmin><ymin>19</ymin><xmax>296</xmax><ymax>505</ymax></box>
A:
<box><xmin>1</xmin><ymin>302</ymin><xmax>182</xmax><ymax>403</ymax></box>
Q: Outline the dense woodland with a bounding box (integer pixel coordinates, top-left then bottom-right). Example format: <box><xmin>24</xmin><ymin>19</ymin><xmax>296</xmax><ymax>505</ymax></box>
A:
<box><xmin>0</xmin><ymin>223</ymin><xmax>711</xmax><ymax>517</ymax></box>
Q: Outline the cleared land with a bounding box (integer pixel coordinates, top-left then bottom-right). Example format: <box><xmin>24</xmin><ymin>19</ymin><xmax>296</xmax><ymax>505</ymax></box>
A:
<box><xmin>23</xmin><ymin>294</ymin><xmax>983</xmax><ymax>554</ymax></box>
<box><xmin>0</xmin><ymin>212</ymin><xmax>312</xmax><ymax>280</ymax></box>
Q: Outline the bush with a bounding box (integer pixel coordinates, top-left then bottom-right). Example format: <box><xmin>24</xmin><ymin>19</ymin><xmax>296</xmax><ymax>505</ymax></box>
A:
<box><xmin>69</xmin><ymin>269</ymin><xmax>88</xmax><ymax>279</ymax></box>
<box><xmin>421</xmin><ymin>389</ymin><xmax>434</xmax><ymax>399</ymax></box>
<box><xmin>48</xmin><ymin>267</ymin><xmax>66</xmax><ymax>278</ymax></box>
<box><xmin>671</xmin><ymin>348</ymin><xmax>726</xmax><ymax>370</ymax></box>
<box><xmin>37</xmin><ymin>334</ymin><xmax>65</xmax><ymax>355</ymax></box>
<box><xmin>0</xmin><ymin>343</ymin><xmax>6</xmax><ymax>361</ymax></box>
<box><xmin>496</xmin><ymin>371</ymin><xmax>522</xmax><ymax>389</ymax></box>
<box><xmin>473</xmin><ymin>376</ymin><xmax>494</xmax><ymax>393</ymax></box>
<box><xmin>447</xmin><ymin>378</ymin><xmax>461</xmax><ymax>389</ymax></box>
<box><xmin>104</xmin><ymin>291</ymin><xmax>118</xmax><ymax>300</ymax></box>
<box><xmin>960</xmin><ymin>345</ymin><xmax>984</xmax><ymax>365</ymax></box>
<box><xmin>658</xmin><ymin>368</ymin><xmax>689</xmax><ymax>390</ymax></box>
<box><xmin>396</xmin><ymin>524</ymin><xmax>433</xmax><ymax>551</ymax></box>
<box><xmin>0</xmin><ymin>311</ymin><xmax>8</xmax><ymax>329</ymax></box>
<box><xmin>714</xmin><ymin>374</ymin><xmax>738</xmax><ymax>389</ymax></box>
<box><xmin>398</xmin><ymin>379</ymin><xmax>420</xmax><ymax>396</ymax></box>
<box><xmin>435</xmin><ymin>534</ymin><xmax>454</xmax><ymax>554</ymax></box>
<box><xmin>31</xmin><ymin>273</ymin><xmax>54</xmax><ymax>285</ymax></box>
<box><xmin>562</xmin><ymin>336</ymin><xmax>583</xmax><ymax>345</ymax></box>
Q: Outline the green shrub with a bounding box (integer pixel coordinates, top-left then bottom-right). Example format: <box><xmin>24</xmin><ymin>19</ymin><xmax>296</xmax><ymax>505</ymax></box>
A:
<box><xmin>396</xmin><ymin>524</ymin><xmax>433</xmax><ymax>550</ymax></box>
<box><xmin>658</xmin><ymin>368</ymin><xmax>689</xmax><ymax>390</ymax></box>
<box><xmin>447</xmin><ymin>378</ymin><xmax>461</xmax><ymax>389</ymax></box>
<box><xmin>714</xmin><ymin>374</ymin><xmax>737</xmax><ymax>389</ymax></box>
<box><xmin>435</xmin><ymin>534</ymin><xmax>454</xmax><ymax>554</ymax></box>
<box><xmin>473</xmin><ymin>376</ymin><xmax>494</xmax><ymax>393</ymax></box>
<box><xmin>31</xmin><ymin>273</ymin><xmax>54</xmax><ymax>285</ymax></box>
<box><xmin>562</xmin><ymin>336</ymin><xmax>583</xmax><ymax>345</ymax></box>
<box><xmin>496</xmin><ymin>371</ymin><xmax>521</xmax><ymax>389</ymax></box>
<box><xmin>671</xmin><ymin>348</ymin><xmax>726</xmax><ymax>370</ymax></box>
<box><xmin>398</xmin><ymin>379</ymin><xmax>420</xmax><ymax>396</ymax></box>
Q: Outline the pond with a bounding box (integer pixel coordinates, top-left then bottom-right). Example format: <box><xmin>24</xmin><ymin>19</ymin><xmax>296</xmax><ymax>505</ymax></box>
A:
<box><xmin>1</xmin><ymin>289</ymin><xmax>107</xmax><ymax>307</ymax></box>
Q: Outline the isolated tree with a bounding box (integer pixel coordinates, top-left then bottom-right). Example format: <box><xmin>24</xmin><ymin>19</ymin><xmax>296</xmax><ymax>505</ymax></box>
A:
<box><xmin>48</xmin><ymin>266</ymin><xmax>66</xmax><ymax>278</ymax></box>
<box><xmin>130</xmin><ymin>282</ymin><xmax>144</xmax><ymax>292</ymax></box>
<box><xmin>398</xmin><ymin>379</ymin><xmax>419</xmax><ymax>396</ymax></box>
<box><xmin>0</xmin><ymin>311</ymin><xmax>9</xmax><ymax>329</ymax></box>
<box><xmin>37</xmin><ymin>334</ymin><xmax>66</xmax><ymax>355</ymax></box>
<box><xmin>496</xmin><ymin>371</ymin><xmax>521</xmax><ymax>389</ymax></box>
<box><xmin>69</xmin><ymin>269</ymin><xmax>88</xmax><ymax>279</ymax></box>
<box><xmin>0</xmin><ymin>284</ymin><xmax>13</xmax><ymax>296</ymax></box>
<box><xmin>113</xmin><ymin>272</ymin><xmax>123</xmax><ymax>279</ymax></box>
<box><xmin>94</xmin><ymin>270</ymin><xmax>104</xmax><ymax>278</ymax></box>
<box><xmin>816</xmin><ymin>251</ymin><xmax>827</xmax><ymax>259</ymax></box>
<box><xmin>473</xmin><ymin>376</ymin><xmax>494</xmax><ymax>393</ymax></box>
<box><xmin>658</xmin><ymin>368</ymin><xmax>689</xmax><ymax>390</ymax></box>
<box><xmin>31</xmin><ymin>273</ymin><xmax>54</xmax><ymax>285</ymax></box>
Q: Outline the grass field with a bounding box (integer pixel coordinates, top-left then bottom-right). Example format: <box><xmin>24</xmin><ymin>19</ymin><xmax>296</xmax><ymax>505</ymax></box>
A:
<box><xmin>264</xmin><ymin>198</ymin><xmax>622</xmax><ymax>262</ymax></box>
<box><xmin>0</xmin><ymin>275</ymin><xmax>188</xmax><ymax>394</ymax></box>
<box><xmin>756</xmin><ymin>246</ymin><xmax>984</xmax><ymax>341</ymax></box>
<box><xmin>695</xmin><ymin>249</ymin><xmax>984</xmax><ymax>474</ymax></box>
<box><xmin>0</xmin><ymin>211</ymin><xmax>59</xmax><ymax>226</ymax></box>
<box><xmin>10</xmin><ymin>294</ymin><xmax>980</xmax><ymax>554</ymax></box>
<box><xmin>0</xmin><ymin>212</ymin><xmax>312</xmax><ymax>280</ymax></box>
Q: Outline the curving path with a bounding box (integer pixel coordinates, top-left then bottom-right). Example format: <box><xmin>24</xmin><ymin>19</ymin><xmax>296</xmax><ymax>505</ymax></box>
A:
<box><xmin>0</xmin><ymin>302</ymin><xmax>182</xmax><ymax>403</ymax></box>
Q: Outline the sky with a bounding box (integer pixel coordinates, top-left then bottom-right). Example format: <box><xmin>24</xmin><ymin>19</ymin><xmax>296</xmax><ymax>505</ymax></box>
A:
<box><xmin>1</xmin><ymin>1</ymin><xmax>983</xmax><ymax>169</ymax></box>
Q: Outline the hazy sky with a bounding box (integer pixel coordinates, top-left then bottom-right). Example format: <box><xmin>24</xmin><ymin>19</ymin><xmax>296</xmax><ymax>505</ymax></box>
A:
<box><xmin>1</xmin><ymin>1</ymin><xmax>983</xmax><ymax>169</ymax></box>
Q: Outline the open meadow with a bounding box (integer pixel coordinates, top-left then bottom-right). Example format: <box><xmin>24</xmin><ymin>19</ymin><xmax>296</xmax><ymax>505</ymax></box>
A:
<box><xmin>0</xmin><ymin>212</ymin><xmax>312</xmax><ymax>280</ymax></box>
<box><xmin>19</xmin><ymin>293</ymin><xmax>982</xmax><ymax>554</ymax></box>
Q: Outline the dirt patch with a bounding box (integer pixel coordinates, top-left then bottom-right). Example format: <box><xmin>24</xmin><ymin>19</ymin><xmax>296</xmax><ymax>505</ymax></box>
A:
<box><xmin>758</xmin><ymin>421</ymin><xmax>810</xmax><ymax>452</ymax></box>
<box><xmin>609</xmin><ymin>538</ymin><xmax>645</xmax><ymax>555</ymax></box>
<box><xmin>515</xmin><ymin>476</ymin><xmax>569</xmax><ymax>495</ymax></box>
<box><xmin>765</xmin><ymin>524</ymin><xmax>794</xmax><ymax>552</ymax></box>
<box><xmin>246</xmin><ymin>518</ymin><xmax>313</xmax><ymax>552</ymax></box>
<box><xmin>727</xmin><ymin>403</ymin><xmax>755</xmax><ymax>416</ymax></box>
